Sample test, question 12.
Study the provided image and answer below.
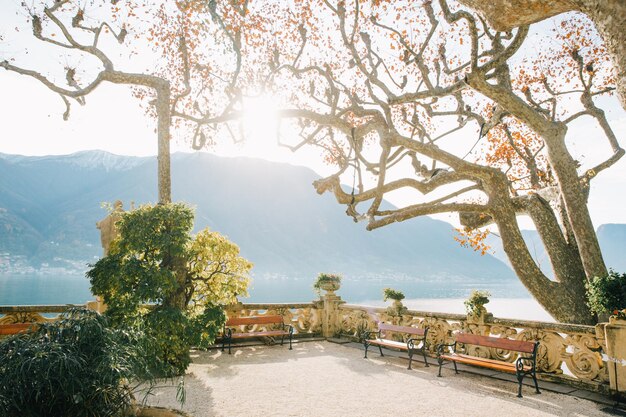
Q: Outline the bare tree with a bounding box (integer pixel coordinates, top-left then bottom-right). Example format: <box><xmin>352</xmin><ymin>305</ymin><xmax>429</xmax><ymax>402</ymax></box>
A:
<box><xmin>264</xmin><ymin>0</ymin><xmax>622</xmax><ymax>324</ymax></box>
<box><xmin>1</xmin><ymin>0</ymin><xmax>253</xmax><ymax>204</ymax></box>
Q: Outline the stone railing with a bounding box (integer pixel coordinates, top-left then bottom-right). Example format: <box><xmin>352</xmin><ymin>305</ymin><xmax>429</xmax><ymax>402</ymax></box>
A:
<box><xmin>225</xmin><ymin>302</ymin><xmax>323</xmax><ymax>337</ymax></box>
<box><xmin>337</xmin><ymin>303</ymin><xmax>609</xmax><ymax>393</ymax></box>
<box><xmin>0</xmin><ymin>304</ymin><xmax>79</xmax><ymax>326</ymax></box>
<box><xmin>1</xmin><ymin>291</ymin><xmax>619</xmax><ymax>396</ymax></box>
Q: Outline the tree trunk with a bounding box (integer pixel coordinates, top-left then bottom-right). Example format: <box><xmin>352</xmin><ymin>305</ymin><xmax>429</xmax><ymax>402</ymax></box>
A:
<box><xmin>542</xmin><ymin>125</ymin><xmax>608</xmax><ymax>281</ymax></box>
<box><xmin>155</xmin><ymin>86</ymin><xmax>172</xmax><ymax>205</ymax></box>
<box><xmin>578</xmin><ymin>1</ymin><xmax>626</xmax><ymax>111</ymax></box>
<box><xmin>488</xmin><ymin>177</ymin><xmax>594</xmax><ymax>324</ymax></box>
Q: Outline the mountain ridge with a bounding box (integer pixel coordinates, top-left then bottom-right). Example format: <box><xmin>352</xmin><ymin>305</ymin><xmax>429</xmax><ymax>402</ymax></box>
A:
<box><xmin>0</xmin><ymin>150</ymin><xmax>527</xmax><ymax>300</ymax></box>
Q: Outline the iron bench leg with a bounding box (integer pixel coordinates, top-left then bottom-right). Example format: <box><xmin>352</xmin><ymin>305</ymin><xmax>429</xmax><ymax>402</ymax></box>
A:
<box><xmin>422</xmin><ymin>345</ymin><xmax>429</xmax><ymax>367</ymax></box>
<box><xmin>532</xmin><ymin>371</ymin><xmax>541</xmax><ymax>394</ymax></box>
<box><xmin>364</xmin><ymin>340</ymin><xmax>369</xmax><ymax>358</ymax></box>
<box><xmin>516</xmin><ymin>370</ymin><xmax>525</xmax><ymax>398</ymax></box>
<box><xmin>408</xmin><ymin>349</ymin><xmax>413</xmax><ymax>370</ymax></box>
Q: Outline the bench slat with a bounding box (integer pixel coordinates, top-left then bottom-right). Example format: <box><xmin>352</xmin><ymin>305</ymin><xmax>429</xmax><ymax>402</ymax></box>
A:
<box><xmin>441</xmin><ymin>353</ymin><xmax>532</xmax><ymax>373</ymax></box>
<box><xmin>226</xmin><ymin>315</ymin><xmax>284</xmax><ymax>326</ymax></box>
<box><xmin>367</xmin><ymin>338</ymin><xmax>409</xmax><ymax>350</ymax></box>
<box><xmin>455</xmin><ymin>333</ymin><xmax>536</xmax><ymax>353</ymax></box>
<box><xmin>378</xmin><ymin>323</ymin><xmax>426</xmax><ymax>336</ymax></box>
<box><xmin>229</xmin><ymin>330</ymin><xmax>289</xmax><ymax>339</ymax></box>
<box><xmin>0</xmin><ymin>323</ymin><xmax>35</xmax><ymax>335</ymax></box>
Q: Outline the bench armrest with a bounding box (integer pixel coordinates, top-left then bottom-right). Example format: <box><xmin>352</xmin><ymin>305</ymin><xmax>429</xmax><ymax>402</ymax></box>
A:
<box><xmin>361</xmin><ymin>330</ymin><xmax>380</xmax><ymax>341</ymax></box>
<box><xmin>515</xmin><ymin>355</ymin><xmax>537</xmax><ymax>370</ymax></box>
<box><xmin>436</xmin><ymin>342</ymin><xmax>456</xmax><ymax>356</ymax></box>
<box><xmin>407</xmin><ymin>337</ymin><xmax>428</xmax><ymax>350</ymax></box>
<box><xmin>286</xmin><ymin>324</ymin><xmax>294</xmax><ymax>335</ymax></box>
<box><xmin>223</xmin><ymin>327</ymin><xmax>233</xmax><ymax>339</ymax></box>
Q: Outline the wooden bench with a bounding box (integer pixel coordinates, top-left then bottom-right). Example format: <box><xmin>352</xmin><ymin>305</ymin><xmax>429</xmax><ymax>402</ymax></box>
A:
<box><xmin>362</xmin><ymin>323</ymin><xmax>429</xmax><ymax>370</ymax></box>
<box><xmin>436</xmin><ymin>332</ymin><xmax>540</xmax><ymax>397</ymax></box>
<box><xmin>0</xmin><ymin>322</ymin><xmax>36</xmax><ymax>336</ymax></box>
<box><xmin>222</xmin><ymin>315</ymin><xmax>293</xmax><ymax>354</ymax></box>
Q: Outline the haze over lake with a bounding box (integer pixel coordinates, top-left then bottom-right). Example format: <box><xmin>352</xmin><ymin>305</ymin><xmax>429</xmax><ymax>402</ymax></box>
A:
<box><xmin>0</xmin><ymin>273</ymin><xmax>552</xmax><ymax>322</ymax></box>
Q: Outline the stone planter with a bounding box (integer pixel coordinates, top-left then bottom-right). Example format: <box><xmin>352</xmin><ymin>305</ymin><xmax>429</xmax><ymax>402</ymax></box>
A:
<box><xmin>318</xmin><ymin>281</ymin><xmax>340</xmax><ymax>295</ymax></box>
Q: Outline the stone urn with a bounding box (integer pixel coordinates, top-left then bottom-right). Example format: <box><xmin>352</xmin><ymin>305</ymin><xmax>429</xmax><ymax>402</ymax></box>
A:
<box><xmin>319</xmin><ymin>280</ymin><xmax>340</xmax><ymax>294</ymax></box>
<box><xmin>467</xmin><ymin>306</ymin><xmax>492</xmax><ymax>325</ymax></box>
<box><xmin>315</xmin><ymin>273</ymin><xmax>342</xmax><ymax>297</ymax></box>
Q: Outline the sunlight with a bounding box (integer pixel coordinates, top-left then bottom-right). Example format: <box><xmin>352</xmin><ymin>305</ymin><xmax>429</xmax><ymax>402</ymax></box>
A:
<box><xmin>241</xmin><ymin>95</ymin><xmax>280</xmax><ymax>158</ymax></box>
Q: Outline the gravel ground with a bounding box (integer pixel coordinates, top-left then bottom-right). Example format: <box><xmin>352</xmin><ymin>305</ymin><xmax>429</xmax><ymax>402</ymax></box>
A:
<box><xmin>145</xmin><ymin>341</ymin><xmax>613</xmax><ymax>417</ymax></box>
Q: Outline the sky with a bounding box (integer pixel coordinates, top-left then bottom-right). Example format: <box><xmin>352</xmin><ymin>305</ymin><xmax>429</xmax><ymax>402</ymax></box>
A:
<box><xmin>1</xmin><ymin>2</ymin><xmax>625</xmax><ymax>230</ymax></box>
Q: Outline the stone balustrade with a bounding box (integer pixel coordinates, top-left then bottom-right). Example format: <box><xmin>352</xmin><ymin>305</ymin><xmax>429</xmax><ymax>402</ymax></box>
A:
<box><xmin>0</xmin><ymin>293</ymin><xmax>618</xmax><ymax>396</ymax></box>
<box><xmin>0</xmin><ymin>304</ymin><xmax>76</xmax><ymax>325</ymax></box>
<box><xmin>224</xmin><ymin>302</ymin><xmax>323</xmax><ymax>337</ymax></box>
<box><xmin>337</xmin><ymin>303</ymin><xmax>609</xmax><ymax>394</ymax></box>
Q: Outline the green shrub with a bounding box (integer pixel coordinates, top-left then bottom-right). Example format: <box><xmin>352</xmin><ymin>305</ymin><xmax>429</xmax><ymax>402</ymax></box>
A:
<box><xmin>88</xmin><ymin>203</ymin><xmax>251</xmax><ymax>377</ymax></box>
<box><xmin>382</xmin><ymin>288</ymin><xmax>405</xmax><ymax>302</ymax></box>
<box><xmin>464</xmin><ymin>290</ymin><xmax>491</xmax><ymax>316</ymax></box>
<box><xmin>0</xmin><ymin>308</ymin><xmax>158</xmax><ymax>417</ymax></box>
<box><xmin>586</xmin><ymin>270</ymin><xmax>626</xmax><ymax>316</ymax></box>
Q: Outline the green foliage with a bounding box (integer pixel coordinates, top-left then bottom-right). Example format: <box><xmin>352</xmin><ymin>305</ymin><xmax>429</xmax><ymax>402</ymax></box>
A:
<box><xmin>464</xmin><ymin>290</ymin><xmax>491</xmax><ymax>316</ymax></box>
<box><xmin>586</xmin><ymin>270</ymin><xmax>626</xmax><ymax>316</ymax></box>
<box><xmin>382</xmin><ymin>288</ymin><xmax>405</xmax><ymax>302</ymax></box>
<box><xmin>0</xmin><ymin>308</ymin><xmax>158</xmax><ymax>417</ymax></box>
<box><xmin>313</xmin><ymin>272</ymin><xmax>342</xmax><ymax>295</ymax></box>
<box><xmin>87</xmin><ymin>203</ymin><xmax>251</xmax><ymax>376</ymax></box>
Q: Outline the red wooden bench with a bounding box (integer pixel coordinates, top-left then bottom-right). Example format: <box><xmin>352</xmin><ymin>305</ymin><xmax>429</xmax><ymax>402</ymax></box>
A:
<box><xmin>222</xmin><ymin>315</ymin><xmax>293</xmax><ymax>354</ymax></box>
<box><xmin>437</xmin><ymin>332</ymin><xmax>540</xmax><ymax>397</ymax></box>
<box><xmin>363</xmin><ymin>322</ymin><xmax>429</xmax><ymax>370</ymax></box>
<box><xmin>0</xmin><ymin>322</ymin><xmax>36</xmax><ymax>336</ymax></box>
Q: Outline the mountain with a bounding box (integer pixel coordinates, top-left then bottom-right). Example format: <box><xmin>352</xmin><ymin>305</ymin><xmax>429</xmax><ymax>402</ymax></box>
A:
<box><xmin>486</xmin><ymin>224</ymin><xmax>626</xmax><ymax>279</ymax></box>
<box><xmin>0</xmin><ymin>150</ymin><xmax>518</xmax><ymax>301</ymax></box>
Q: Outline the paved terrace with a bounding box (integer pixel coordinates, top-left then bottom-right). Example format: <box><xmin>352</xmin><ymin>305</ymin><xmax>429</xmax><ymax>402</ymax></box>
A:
<box><xmin>146</xmin><ymin>340</ymin><xmax>622</xmax><ymax>417</ymax></box>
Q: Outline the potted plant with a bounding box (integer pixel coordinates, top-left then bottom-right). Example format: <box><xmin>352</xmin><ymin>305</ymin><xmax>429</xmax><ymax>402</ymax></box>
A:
<box><xmin>586</xmin><ymin>269</ymin><xmax>626</xmax><ymax>323</ymax></box>
<box><xmin>383</xmin><ymin>287</ymin><xmax>405</xmax><ymax>303</ymax></box>
<box><xmin>464</xmin><ymin>290</ymin><xmax>491</xmax><ymax>321</ymax></box>
<box><xmin>313</xmin><ymin>273</ymin><xmax>342</xmax><ymax>296</ymax></box>
<box><xmin>383</xmin><ymin>288</ymin><xmax>407</xmax><ymax>317</ymax></box>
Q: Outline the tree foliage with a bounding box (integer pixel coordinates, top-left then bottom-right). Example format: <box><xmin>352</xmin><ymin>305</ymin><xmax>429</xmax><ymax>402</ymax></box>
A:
<box><xmin>586</xmin><ymin>270</ymin><xmax>626</xmax><ymax>316</ymax></box>
<box><xmin>88</xmin><ymin>203</ymin><xmax>251</xmax><ymax>375</ymax></box>
<box><xmin>0</xmin><ymin>308</ymin><xmax>159</xmax><ymax>417</ymax></box>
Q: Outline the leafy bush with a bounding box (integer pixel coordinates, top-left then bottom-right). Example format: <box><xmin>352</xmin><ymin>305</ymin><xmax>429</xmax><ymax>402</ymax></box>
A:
<box><xmin>0</xmin><ymin>308</ymin><xmax>158</xmax><ymax>417</ymax></box>
<box><xmin>464</xmin><ymin>290</ymin><xmax>491</xmax><ymax>316</ymax></box>
<box><xmin>586</xmin><ymin>270</ymin><xmax>626</xmax><ymax>316</ymax></box>
<box><xmin>313</xmin><ymin>273</ymin><xmax>342</xmax><ymax>295</ymax></box>
<box><xmin>383</xmin><ymin>288</ymin><xmax>405</xmax><ymax>302</ymax></box>
<box><xmin>88</xmin><ymin>203</ymin><xmax>251</xmax><ymax>376</ymax></box>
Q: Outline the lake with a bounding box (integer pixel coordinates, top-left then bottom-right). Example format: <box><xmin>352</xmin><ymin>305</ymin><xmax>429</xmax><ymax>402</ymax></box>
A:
<box><xmin>0</xmin><ymin>273</ymin><xmax>552</xmax><ymax>322</ymax></box>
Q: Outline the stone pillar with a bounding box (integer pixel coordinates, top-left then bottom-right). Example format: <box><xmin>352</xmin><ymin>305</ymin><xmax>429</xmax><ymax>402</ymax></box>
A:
<box><xmin>321</xmin><ymin>285</ymin><xmax>344</xmax><ymax>338</ymax></box>
<box><xmin>91</xmin><ymin>200</ymin><xmax>125</xmax><ymax>314</ymax></box>
<box><xmin>603</xmin><ymin>314</ymin><xmax>626</xmax><ymax>399</ymax></box>
<box><xmin>96</xmin><ymin>200</ymin><xmax>124</xmax><ymax>257</ymax></box>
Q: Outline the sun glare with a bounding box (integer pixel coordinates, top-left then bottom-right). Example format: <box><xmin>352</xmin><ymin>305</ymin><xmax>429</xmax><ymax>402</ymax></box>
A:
<box><xmin>241</xmin><ymin>95</ymin><xmax>280</xmax><ymax>158</ymax></box>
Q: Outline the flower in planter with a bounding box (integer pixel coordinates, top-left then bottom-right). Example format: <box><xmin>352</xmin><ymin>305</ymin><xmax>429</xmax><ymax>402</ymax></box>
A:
<box><xmin>464</xmin><ymin>290</ymin><xmax>491</xmax><ymax>316</ymax></box>
<box><xmin>313</xmin><ymin>273</ymin><xmax>342</xmax><ymax>295</ymax></box>
<box><xmin>383</xmin><ymin>288</ymin><xmax>405</xmax><ymax>302</ymax></box>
